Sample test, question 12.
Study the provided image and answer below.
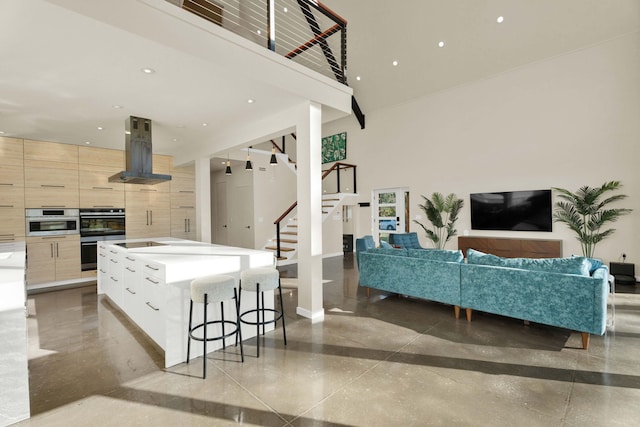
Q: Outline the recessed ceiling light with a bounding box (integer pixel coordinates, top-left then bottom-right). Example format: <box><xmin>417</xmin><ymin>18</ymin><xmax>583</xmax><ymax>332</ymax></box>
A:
<box><xmin>176</xmin><ymin>124</ymin><xmax>185</xmax><ymax>128</ymax></box>
<box><xmin>141</xmin><ymin>68</ymin><xmax>155</xmax><ymax>74</ymax></box>
<box><xmin>84</xmin><ymin>141</ymin><xmax>91</xmax><ymax>145</ymax></box>
<box><xmin>202</xmin><ymin>123</ymin><xmax>208</xmax><ymax>127</ymax></box>
<box><xmin>356</xmin><ymin>76</ymin><xmax>361</xmax><ymax>81</ymax></box>
<box><xmin>497</xmin><ymin>16</ymin><xmax>504</xmax><ymax>23</ymax></box>
<box><xmin>172</xmin><ymin>138</ymin><xmax>178</xmax><ymax>142</ymax></box>
<box><xmin>125</xmin><ymin>130</ymin><xmax>131</xmax><ymax>135</ymax></box>
<box><xmin>438</xmin><ymin>41</ymin><xmax>445</xmax><ymax>48</ymax></box>
<box><xmin>112</xmin><ymin>105</ymin><xmax>123</xmax><ymax>109</ymax></box>
<box><xmin>97</xmin><ymin>126</ymin><xmax>103</xmax><ymax>130</ymax></box>
<box><xmin>247</xmin><ymin>99</ymin><xmax>255</xmax><ymax>104</ymax></box>
<box><xmin>257</xmin><ymin>30</ymin><xmax>261</xmax><ymax>35</ymax></box>
<box><xmin>283</xmin><ymin>7</ymin><xmax>288</xmax><ymax>13</ymax></box>
<box><xmin>392</xmin><ymin>60</ymin><xmax>398</xmax><ymax>66</ymax></box>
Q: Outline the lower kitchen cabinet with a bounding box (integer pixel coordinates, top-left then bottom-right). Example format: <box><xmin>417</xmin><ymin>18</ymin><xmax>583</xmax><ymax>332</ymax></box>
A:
<box><xmin>26</xmin><ymin>235</ymin><xmax>80</xmax><ymax>285</ymax></box>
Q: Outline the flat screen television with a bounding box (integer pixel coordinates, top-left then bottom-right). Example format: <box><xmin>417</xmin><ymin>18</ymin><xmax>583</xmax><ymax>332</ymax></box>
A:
<box><xmin>470</xmin><ymin>189</ymin><xmax>552</xmax><ymax>232</ymax></box>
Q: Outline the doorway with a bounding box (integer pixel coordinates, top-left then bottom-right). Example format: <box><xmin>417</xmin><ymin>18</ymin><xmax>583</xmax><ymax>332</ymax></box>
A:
<box><xmin>372</xmin><ymin>187</ymin><xmax>409</xmax><ymax>244</ymax></box>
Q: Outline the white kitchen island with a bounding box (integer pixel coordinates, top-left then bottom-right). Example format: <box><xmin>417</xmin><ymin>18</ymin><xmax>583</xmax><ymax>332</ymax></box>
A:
<box><xmin>97</xmin><ymin>238</ymin><xmax>275</xmax><ymax>368</ymax></box>
<box><xmin>0</xmin><ymin>242</ymin><xmax>30</xmax><ymax>426</ymax></box>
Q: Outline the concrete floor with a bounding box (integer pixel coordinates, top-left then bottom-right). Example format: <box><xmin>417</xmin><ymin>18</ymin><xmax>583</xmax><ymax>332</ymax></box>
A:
<box><xmin>17</xmin><ymin>255</ymin><xmax>640</xmax><ymax>426</ymax></box>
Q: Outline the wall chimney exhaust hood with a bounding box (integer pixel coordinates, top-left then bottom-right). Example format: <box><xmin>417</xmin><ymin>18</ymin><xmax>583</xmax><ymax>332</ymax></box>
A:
<box><xmin>109</xmin><ymin>116</ymin><xmax>172</xmax><ymax>185</ymax></box>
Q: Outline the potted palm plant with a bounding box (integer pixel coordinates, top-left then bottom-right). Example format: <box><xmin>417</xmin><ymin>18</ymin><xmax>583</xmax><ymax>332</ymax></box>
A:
<box><xmin>553</xmin><ymin>181</ymin><xmax>632</xmax><ymax>258</ymax></box>
<box><xmin>413</xmin><ymin>192</ymin><xmax>464</xmax><ymax>249</ymax></box>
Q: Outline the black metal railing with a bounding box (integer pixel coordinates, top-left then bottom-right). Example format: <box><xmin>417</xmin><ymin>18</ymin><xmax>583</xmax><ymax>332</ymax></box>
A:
<box><xmin>176</xmin><ymin>0</ymin><xmax>347</xmax><ymax>84</ymax></box>
<box><xmin>273</xmin><ymin>162</ymin><xmax>356</xmax><ymax>259</ymax></box>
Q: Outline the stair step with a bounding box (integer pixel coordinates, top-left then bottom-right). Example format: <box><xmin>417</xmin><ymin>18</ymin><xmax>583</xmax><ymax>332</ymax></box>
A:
<box><xmin>323</xmin><ymin>198</ymin><xmax>340</xmax><ymax>201</ymax></box>
<box><xmin>277</xmin><ymin>256</ymin><xmax>288</xmax><ymax>261</ymax></box>
<box><xmin>265</xmin><ymin>246</ymin><xmax>295</xmax><ymax>252</ymax></box>
<box><xmin>289</xmin><ymin>224</ymin><xmax>298</xmax><ymax>228</ymax></box>
<box><xmin>280</xmin><ymin>238</ymin><xmax>297</xmax><ymax>243</ymax></box>
<box><xmin>281</xmin><ymin>231</ymin><xmax>297</xmax><ymax>235</ymax></box>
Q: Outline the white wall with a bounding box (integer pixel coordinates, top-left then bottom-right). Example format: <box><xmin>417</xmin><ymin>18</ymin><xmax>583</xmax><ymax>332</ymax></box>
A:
<box><xmin>323</xmin><ymin>32</ymin><xmax>640</xmax><ymax>265</ymax></box>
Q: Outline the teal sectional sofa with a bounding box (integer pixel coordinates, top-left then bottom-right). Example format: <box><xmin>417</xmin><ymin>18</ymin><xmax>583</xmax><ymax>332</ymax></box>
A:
<box><xmin>461</xmin><ymin>249</ymin><xmax>608</xmax><ymax>349</ymax></box>
<box><xmin>356</xmin><ymin>241</ymin><xmax>609</xmax><ymax>349</ymax></box>
<box><xmin>357</xmin><ymin>247</ymin><xmax>465</xmax><ymax>318</ymax></box>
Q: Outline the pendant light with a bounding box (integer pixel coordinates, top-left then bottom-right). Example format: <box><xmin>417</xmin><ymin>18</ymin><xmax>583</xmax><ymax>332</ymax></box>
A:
<box><xmin>225</xmin><ymin>154</ymin><xmax>232</xmax><ymax>175</ymax></box>
<box><xmin>269</xmin><ymin>147</ymin><xmax>278</xmax><ymax>165</ymax></box>
<box><xmin>245</xmin><ymin>148</ymin><xmax>253</xmax><ymax>171</ymax></box>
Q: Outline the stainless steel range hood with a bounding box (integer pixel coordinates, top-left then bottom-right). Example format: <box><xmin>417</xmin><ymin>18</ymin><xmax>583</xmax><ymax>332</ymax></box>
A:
<box><xmin>108</xmin><ymin>116</ymin><xmax>172</xmax><ymax>185</ymax></box>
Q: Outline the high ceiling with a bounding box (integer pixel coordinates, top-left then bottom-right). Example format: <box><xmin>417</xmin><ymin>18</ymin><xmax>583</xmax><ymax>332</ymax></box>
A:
<box><xmin>1</xmin><ymin>0</ymin><xmax>638</xmax><ymax>159</ymax></box>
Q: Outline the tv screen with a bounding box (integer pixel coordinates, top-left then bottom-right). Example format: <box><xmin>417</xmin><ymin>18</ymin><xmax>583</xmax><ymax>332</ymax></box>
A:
<box><xmin>470</xmin><ymin>189</ymin><xmax>552</xmax><ymax>232</ymax></box>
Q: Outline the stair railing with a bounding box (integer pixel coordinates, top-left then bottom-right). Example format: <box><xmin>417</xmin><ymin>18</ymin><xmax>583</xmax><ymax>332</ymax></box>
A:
<box><xmin>273</xmin><ymin>162</ymin><xmax>356</xmax><ymax>259</ymax></box>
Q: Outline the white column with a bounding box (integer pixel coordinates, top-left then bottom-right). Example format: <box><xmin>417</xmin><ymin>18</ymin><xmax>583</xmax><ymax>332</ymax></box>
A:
<box><xmin>295</xmin><ymin>101</ymin><xmax>324</xmax><ymax>322</ymax></box>
<box><xmin>195</xmin><ymin>157</ymin><xmax>212</xmax><ymax>243</ymax></box>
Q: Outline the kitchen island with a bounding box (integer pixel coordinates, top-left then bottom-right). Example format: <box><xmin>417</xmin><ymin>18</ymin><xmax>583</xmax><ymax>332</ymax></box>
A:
<box><xmin>97</xmin><ymin>238</ymin><xmax>275</xmax><ymax>368</ymax></box>
<box><xmin>0</xmin><ymin>242</ymin><xmax>30</xmax><ymax>426</ymax></box>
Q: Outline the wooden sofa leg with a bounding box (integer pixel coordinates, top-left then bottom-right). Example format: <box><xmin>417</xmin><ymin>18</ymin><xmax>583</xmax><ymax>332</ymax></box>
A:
<box><xmin>465</xmin><ymin>308</ymin><xmax>472</xmax><ymax>322</ymax></box>
<box><xmin>366</xmin><ymin>287</ymin><xmax>370</xmax><ymax>298</ymax></box>
<box><xmin>581</xmin><ymin>332</ymin><xmax>590</xmax><ymax>350</ymax></box>
<box><xmin>454</xmin><ymin>306</ymin><xmax>460</xmax><ymax>319</ymax></box>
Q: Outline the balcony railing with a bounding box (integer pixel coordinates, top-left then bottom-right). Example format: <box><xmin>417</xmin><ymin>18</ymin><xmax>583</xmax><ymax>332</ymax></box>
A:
<box><xmin>173</xmin><ymin>0</ymin><xmax>348</xmax><ymax>84</ymax></box>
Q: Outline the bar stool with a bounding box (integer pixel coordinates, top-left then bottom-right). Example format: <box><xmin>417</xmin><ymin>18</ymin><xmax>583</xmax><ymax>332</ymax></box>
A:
<box><xmin>238</xmin><ymin>267</ymin><xmax>287</xmax><ymax>357</ymax></box>
<box><xmin>186</xmin><ymin>274</ymin><xmax>243</xmax><ymax>379</ymax></box>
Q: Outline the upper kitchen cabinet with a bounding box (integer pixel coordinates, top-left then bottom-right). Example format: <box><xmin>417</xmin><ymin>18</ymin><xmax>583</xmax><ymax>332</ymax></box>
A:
<box><xmin>0</xmin><ymin>136</ymin><xmax>25</xmax><ymax>187</ymax></box>
<box><xmin>0</xmin><ymin>137</ymin><xmax>25</xmax><ymax>242</ymax></box>
<box><xmin>78</xmin><ymin>146</ymin><xmax>125</xmax><ymax>209</ymax></box>
<box><xmin>24</xmin><ymin>140</ymin><xmax>79</xmax><ymax>208</ymax></box>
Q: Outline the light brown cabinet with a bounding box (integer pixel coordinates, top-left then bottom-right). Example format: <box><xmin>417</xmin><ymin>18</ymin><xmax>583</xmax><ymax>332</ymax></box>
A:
<box><xmin>170</xmin><ymin>163</ymin><xmax>197</xmax><ymax>240</ymax></box>
<box><xmin>0</xmin><ymin>137</ymin><xmax>25</xmax><ymax>241</ymax></box>
<box><xmin>125</xmin><ymin>190</ymin><xmax>171</xmax><ymax>238</ymax></box>
<box><xmin>26</xmin><ymin>235</ymin><xmax>81</xmax><ymax>285</ymax></box>
<box><xmin>78</xmin><ymin>147</ymin><xmax>126</xmax><ymax>209</ymax></box>
<box><xmin>24</xmin><ymin>140</ymin><xmax>79</xmax><ymax>208</ymax></box>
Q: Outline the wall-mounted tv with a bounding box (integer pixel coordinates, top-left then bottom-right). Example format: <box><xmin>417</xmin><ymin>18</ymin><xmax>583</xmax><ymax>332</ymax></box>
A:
<box><xmin>470</xmin><ymin>189</ymin><xmax>552</xmax><ymax>232</ymax></box>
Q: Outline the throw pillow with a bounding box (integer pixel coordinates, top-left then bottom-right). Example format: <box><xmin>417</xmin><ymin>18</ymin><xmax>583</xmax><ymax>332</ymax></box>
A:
<box><xmin>379</xmin><ymin>240</ymin><xmax>393</xmax><ymax>249</ymax></box>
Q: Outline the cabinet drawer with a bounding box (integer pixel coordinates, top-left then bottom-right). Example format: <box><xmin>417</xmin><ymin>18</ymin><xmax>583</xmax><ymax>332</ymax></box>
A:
<box><xmin>79</xmin><ymin>165</ymin><xmax>124</xmax><ymax>191</ymax></box>
<box><xmin>170</xmin><ymin>192</ymin><xmax>195</xmax><ymax>209</ymax></box>
<box><xmin>80</xmin><ymin>189</ymin><xmax>125</xmax><ymax>209</ymax></box>
<box><xmin>25</xmin><ymin>187</ymin><xmax>79</xmax><ymax>208</ymax></box>
<box><xmin>0</xmin><ymin>137</ymin><xmax>24</xmax><ymax>167</ymax></box>
<box><xmin>24</xmin><ymin>139</ymin><xmax>78</xmax><ymax>166</ymax></box>
<box><xmin>79</xmin><ymin>146</ymin><xmax>124</xmax><ymax>168</ymax></box>
<box><xmin>25</xmin><ymin>167</ymin><xmax>79</xmax><ymax>189</ymax></box>
<box><xmin>0</xmin><ymin>164</ymin><xmax>25</xmax><ymax>187</ymax></box>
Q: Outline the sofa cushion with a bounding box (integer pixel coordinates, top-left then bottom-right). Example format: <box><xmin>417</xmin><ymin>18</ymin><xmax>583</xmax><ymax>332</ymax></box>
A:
<box><xmin>379</xmin><ymin>240</ymin><xmax>393</xmax><ymax>249</ymax></box>
<box><xmin>407</xmin><ymin>248</ymin><xmax>463</xmax><ymax>263</ymax></box>
<box><xmin>368</xmin><ymin>247</ymin><xmax>407</xmax><ymax>256</ymax></box>
<box><xmin>467</xmin><ymin>249</ymin><xmax>590</xmax><ymax>276</ymax></box>
<box><xmin>390</xmin><ymin>232</ymin><xmax>423</xmax><ymax>249</ymax></box>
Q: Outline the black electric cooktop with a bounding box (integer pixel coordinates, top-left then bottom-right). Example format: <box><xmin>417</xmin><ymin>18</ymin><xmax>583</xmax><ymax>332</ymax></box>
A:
<box><xmin>115</xmin><ymin>241</ymin><xmax>168</xmax><ymax>249</ymax></box>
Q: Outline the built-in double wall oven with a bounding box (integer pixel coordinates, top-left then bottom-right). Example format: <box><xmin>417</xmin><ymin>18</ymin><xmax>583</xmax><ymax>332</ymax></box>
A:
<box><xmin>80</xmin><ymin>208</ymin><xmax>125</xmax><ymax>271</ymax></box>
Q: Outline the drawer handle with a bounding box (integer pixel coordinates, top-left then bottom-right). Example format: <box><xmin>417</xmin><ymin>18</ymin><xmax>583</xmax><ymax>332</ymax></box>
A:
<box><xmin>110</xmin><ymin>250</ymin><xmax>118</xmax><ymax>254</ymax></box>
<box><xmin>145</xmin><ymin>302</ymin><xmax>159</xmax><ymax>311</ymax></box>
<box><xmin>0</xmin><ymin>205</ymin><xmax>14</xmax><ymax>208</ymax></box>
<box><xmin>41</xmin><ymin>184</ymin><xmax>65</xmax><ymax>188</ymax></box>
<box><xmin>179</xmin><ymin>206</ymin><xmax>194</xmax><ymax>209</ymax></box>
<box><xmin>41</xmin><ymin>205</ymin><xmax>65</xmax><ymax>208</ymax></box>
<box><xmin>126</xmin><ymin>256</ymin><xmax>135</xmax><ymax>261</ymax></box>
<box><xmin>99</xmin><ymin>253</ymin><xmax>106</xmax><ymax>258</ymax></box>
<box><xmin>126</xmin><ymin>267</ymin><xmax>135</xmax><ymax>272</ymax></box>
<box><xmin>99</xmin><ymin>268</ymin><xmax>107</xmax><ymax>273</ymax></box>
<box><xmin>110</xmin><ymin>259</ymin><xmax>118</xmax><ymax>264</ymax></box>
<box><xmin>110</xmin><ymin>276</ymin><xmax>118</xmax><ymax>282</ymax></box>
<box><xmin>92</xmin><ymin>187</ymin><xmax>113</xmax><ymax>190</ymax></box>
<box><xmin>145</xmin><ymin>264</ymin><xmax>159</xmax><ymax>271</ymax></box>
<box><xmin>145</xmin><ymin>277</ymin><xmax>159</xmax><ymax>284</ymax></box>
<box><xmin>140</xmin><ymin>189</ymin><xmax>157</xmax><ymax>192</ymax></box>
<box><xmin>0</xmin><ymin>183</ymin><xmax>14</xmax><ymax>186</ymax></box>
<box><xmin>126</xmin><ymin>287</ymin><xmax>136</xmax><ymax>294</ymax></box>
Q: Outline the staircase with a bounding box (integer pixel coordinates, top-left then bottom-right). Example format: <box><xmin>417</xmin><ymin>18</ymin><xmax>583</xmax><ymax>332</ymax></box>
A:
<box><xmin>264</xmin><ymin>193</ymin><xmax>357</xmax><ymax>264</ymax></box>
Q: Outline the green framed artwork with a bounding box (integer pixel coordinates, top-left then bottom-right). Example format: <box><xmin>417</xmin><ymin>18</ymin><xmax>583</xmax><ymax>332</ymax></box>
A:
<box><xmin>322</xmin><ymin>132</ymin><xmax>347</xmax><ymax>164</ymax></box>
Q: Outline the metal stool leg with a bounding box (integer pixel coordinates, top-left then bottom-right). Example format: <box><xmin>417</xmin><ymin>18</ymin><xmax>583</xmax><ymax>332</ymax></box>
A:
<box><xmin>186</xmin><ymin>300</ymin><xmax>193</xmax><ymax>363</ymax></box>
<box><xmin>278</xmin><ymin>279</ymin><xmax>287</xmax><ymax>346</ymax></box>
<box><xmin>256</xmin><ymin>283</ymin><xmax>260</xmax><ymax>358</ymax></box>
<box><xmin>235</xmin><ymin>289</ymin><xmax>244</xmax><ymax>362</ymax></box>
<box><xmin>221</xmin><ymin>301</ymin><xmax>226</xmax><ymax>350</ymax></box>
<box><xmin>203</xmin><ymin>294</ymin><xmax>208</xmax><ymax>379</ymax></box>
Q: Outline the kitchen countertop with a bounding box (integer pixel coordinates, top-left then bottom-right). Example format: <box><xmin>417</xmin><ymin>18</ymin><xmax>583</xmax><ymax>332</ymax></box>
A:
<box><xmin>0</xmin><ymin>241</ymin><xmax>26</xmax><ymax>312</ymax></box>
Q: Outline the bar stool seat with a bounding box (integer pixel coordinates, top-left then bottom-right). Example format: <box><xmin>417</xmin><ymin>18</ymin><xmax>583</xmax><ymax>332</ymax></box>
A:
<box><xmin>187</xmin><ymin>274</ymin><xmax>243</xmax><ymax>378</ymax></box>
<box><xmin>239</xmin><ymin>267</ymin><xmax>287</xmax><ymax>357</ymax></box>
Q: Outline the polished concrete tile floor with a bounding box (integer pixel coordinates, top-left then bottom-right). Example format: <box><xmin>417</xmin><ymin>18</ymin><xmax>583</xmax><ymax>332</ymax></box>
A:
<box><xmin>18</xmin><ymin>255</ymin><xmax>640</xmax><ymax>426</ymax></box>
